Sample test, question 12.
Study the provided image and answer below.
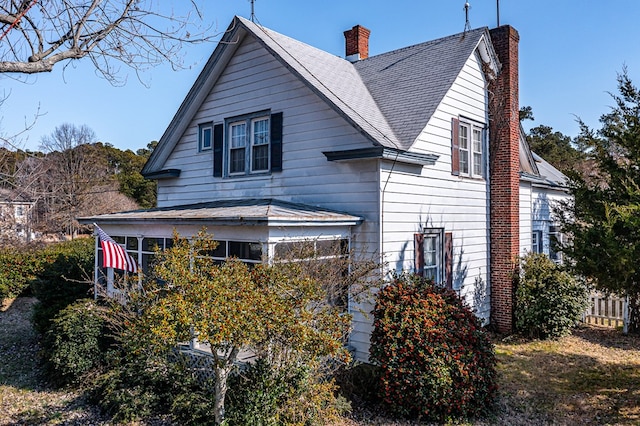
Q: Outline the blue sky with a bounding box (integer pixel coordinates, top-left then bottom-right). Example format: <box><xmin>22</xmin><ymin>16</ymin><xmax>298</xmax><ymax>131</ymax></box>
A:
<box><xmin>2</xmin><ymin>0</ymin><xmax>639</xmax><ymax>152</ymax></box>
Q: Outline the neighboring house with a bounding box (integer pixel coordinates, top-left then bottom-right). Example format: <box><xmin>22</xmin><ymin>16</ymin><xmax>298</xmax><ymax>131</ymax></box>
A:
<box><xmin>80</xmin><ymin>16</ymin><xmax>568</xmax><ymax>361</ymax></box>
<box><xmin>0</xmin><ymin>188</ymin><xmax>34</xmax><ymax>243</ymax></box>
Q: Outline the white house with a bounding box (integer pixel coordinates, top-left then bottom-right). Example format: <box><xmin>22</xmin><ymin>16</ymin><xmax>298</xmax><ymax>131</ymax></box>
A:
<box><xmin>0</xmin><ymin>188</ymin><xmax>35</xmax><ymax>244</ymax></box>
<box><xmin>80</xmin><ymin>16</ymin><xmax>568</xmax><ymax>361</ymax></box>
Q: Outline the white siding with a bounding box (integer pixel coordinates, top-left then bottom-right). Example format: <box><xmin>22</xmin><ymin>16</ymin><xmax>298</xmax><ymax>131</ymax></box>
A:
<box><xmin>363</xmin><ymin>50</ymin><xmax>492</xmax><ymax>360</ymax></box>
<box><xmin>155</xmin><ymin>35</ymin><xmax>383</xmax><ymax>360</ymax></box>
<box><xmin>153</xmin><ymin>37</ymin><xmax>499</xmax><ymax>362</ymax></box>
<box><xmin>520</xmin><ymin>181</ymin><xmax>533</xmax><ymax>257</ymax></box>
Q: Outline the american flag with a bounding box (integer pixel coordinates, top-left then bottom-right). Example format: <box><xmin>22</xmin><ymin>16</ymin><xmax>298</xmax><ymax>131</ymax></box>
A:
<box><xmin>94</xmin><ymin>224</ymin><xmax>138</xmax><ymax>273</ymax></box>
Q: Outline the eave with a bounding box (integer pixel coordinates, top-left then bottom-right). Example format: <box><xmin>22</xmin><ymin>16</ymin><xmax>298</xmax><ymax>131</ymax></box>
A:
<box><xmin>323</xmin><ymin>147</ymin><xmax>438</xmax><ymax>166</ymax></box>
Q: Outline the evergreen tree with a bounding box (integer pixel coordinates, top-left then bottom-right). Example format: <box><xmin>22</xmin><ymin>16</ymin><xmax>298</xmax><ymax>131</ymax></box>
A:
<box><xmin>558</xmin><ymin>69</ymin><xmax>640</xmax><ymax>333</ymax></box>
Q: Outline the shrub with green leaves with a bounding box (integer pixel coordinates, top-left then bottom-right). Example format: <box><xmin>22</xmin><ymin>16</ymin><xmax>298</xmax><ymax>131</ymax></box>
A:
<box><xmin>0</xmin><ymin>244</ymin><xmax>48</xmax><ymax>300</ymax></box>
<box><xmin>515</xmin><ymin>252</ymin><xmax>590</xmax><ymax>339</ymax></box>
<box><xmin>370</xmin><ymin>274</ymin><xmax>497</xmax><ymax>422</ymax></box>
<box><xmin>224</xmin><ymin>357</ymin><xmax>349</xmax><ymax>426</ymax></box>
<box><xmin>44</xmin><ymin>299</ymin><xmax>108</xmax><ymax>385</ymax></box>
<box><xmin>31</xmin><ymin>237</ymin><xmax>95</xmax><ymax>334</ymax></box>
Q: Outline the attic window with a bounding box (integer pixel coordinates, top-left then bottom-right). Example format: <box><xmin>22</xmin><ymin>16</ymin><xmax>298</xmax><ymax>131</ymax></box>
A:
<box><xmin>199</xmin><ymin>122</ymin><xmax>213</xmax><ymax>151</ymax></box>
<box><xmin>213</xmin><ymin>111</ymin><xmax>283</xmax><ymax>178</ymax></box>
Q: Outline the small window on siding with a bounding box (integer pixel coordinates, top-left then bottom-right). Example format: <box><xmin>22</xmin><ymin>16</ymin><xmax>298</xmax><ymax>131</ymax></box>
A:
<box><xmin>532</xmin><ymin>230</ymin><xmax>542</xmax><ymax>253</ymax></box>
<box><xmin>549</xmin><ymin>225</ymin><xmax>564</xmax><ymax>264</ymax></box>
<box><xmin>452</xmin><ymin>117</ymin><xmax>485</xmax><ymax>179</ymax></box>
<box><xmin>415</xmin><ymin>229</ymin><xmax>446</xmax><ymax>285</ymax></box>
<box><xmin>199</xmin><ymin>123</ymin><xmax>213</xmax><ymax>151</ymax></box>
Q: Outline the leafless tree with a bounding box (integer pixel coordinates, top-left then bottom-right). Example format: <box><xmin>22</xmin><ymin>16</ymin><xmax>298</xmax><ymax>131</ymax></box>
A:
<box><xmin>0</xmin><ymin>0</ymin><xmax>217</xmax><ymax>84</ymax></box>
<box><xmin>35</xmin><ymin>123</ymin><xmax>115</xmax><ymax>236</ymax></box>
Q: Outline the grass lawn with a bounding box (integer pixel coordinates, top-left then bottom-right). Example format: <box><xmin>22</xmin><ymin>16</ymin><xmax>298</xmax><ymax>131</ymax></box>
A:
<box><xmin>2</xmin><ymin>297</ymin><xmax>639</xmax><ymax>425</ymax></box>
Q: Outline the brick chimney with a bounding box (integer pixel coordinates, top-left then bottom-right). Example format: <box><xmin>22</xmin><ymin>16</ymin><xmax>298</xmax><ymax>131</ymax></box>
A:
<box><xmin>344</xmin><ymin>25</ymin><xmax>370</xmax><ymax>62</ymax></box>
<box><xmin>488</xmin><ymin>25</ymin><xmax>520</xmax><ymax>334</ymax></box>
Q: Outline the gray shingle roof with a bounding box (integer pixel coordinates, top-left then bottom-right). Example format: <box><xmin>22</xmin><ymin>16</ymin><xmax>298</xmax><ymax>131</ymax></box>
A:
<box><xmin>353</xmin><ymin>28</ymin><xmax>489</xmax><ymax>150</ymax></box>
<box><xmin>239</xmin><ymin>17</ymin><xmax>401</xmax><ymax>148</ymax></box>
<box><xmin>143</xmin><ymin>17</ymin><xmax>497</xmax><ymax>174</ymax></box>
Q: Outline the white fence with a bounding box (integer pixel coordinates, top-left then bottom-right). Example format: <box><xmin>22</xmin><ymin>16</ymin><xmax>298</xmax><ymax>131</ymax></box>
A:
<box><xmin>583</xmin><ymin>292</ymin><xmax>628</xmax><ymax>328</ymax></box>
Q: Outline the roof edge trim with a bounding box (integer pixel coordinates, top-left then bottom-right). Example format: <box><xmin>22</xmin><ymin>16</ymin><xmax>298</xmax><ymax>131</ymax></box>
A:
<box><xmin>323</xmin><ymin>147</ymin><xmax>438</xmax><ymax>166</ymax></box>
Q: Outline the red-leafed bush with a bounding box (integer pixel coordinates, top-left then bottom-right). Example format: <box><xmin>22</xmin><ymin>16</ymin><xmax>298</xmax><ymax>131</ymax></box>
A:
<box><xmin>369</xmin><ymin>274</ymin><xmax>497</xmax><ymax>422</ymax></box>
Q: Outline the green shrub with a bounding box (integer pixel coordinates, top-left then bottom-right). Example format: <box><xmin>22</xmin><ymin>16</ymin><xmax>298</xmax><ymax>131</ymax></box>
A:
<box><xmin>369</xmin><ymin>274</ymin><xmax>497</xmax><ymax>422</ymax></box>
<box><xmin>44</xmin><ymin>299</ymin><xmax>108</xmax><ymax>385</ymax></box>
<box><xmin>225</xmin><ymin>358</ymin><xmax>349</xmax><ymax>426</ymax></box>
<box><xmin>92</xmin><ymin>351</ymin><xmax>178</xmax><ymax>422</ymax></box>
<box><xmin>31</xmin><ymin>237</ymin><xmax>95</xmax><ymax>334</ymax></box>
<box><xmin>515</xmin><ymin>252</ymin><xmax>590</xmax><ymax>339</ymax></box>
<box><xmin>0</xmin><ymin>244</ymin><xmax>48</xmax><ymax>300</ymax></box>
<box><xmin>225</xmin><ymin>358</ymin><xmax>289</xmax><ymax>426</ymax></box>
<box><xmin>334</xmin><ymin>362</ymin><xmax>382</xmax><ymax>406</ymax></box>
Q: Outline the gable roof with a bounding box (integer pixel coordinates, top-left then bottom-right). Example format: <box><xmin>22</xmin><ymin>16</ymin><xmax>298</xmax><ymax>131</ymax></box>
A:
<box><xmin>143</xmin><ymin>16</ymin><xmax>500</xmax><ymax>175</ymax></box>
<box><xmin>353</xmin><ymin>27</ymin><xmax>494</xmax><ymax>149</ymax></box>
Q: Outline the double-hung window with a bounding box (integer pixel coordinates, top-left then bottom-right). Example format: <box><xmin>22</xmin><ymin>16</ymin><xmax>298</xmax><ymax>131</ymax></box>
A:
<box><xmin>251</xmin><ymin>117</ymin><xmax>270</xmax><ymax>172</ymax></box>
<box><xmin>549</xmin><ymin>225</ymin><xmax>564</xmax><ymax>263</ymax></box>
<box><xmin>229</xmin><ymin>121</ymin><xmax>248</xmax><ymax>174</ymax></box>
<box><xmin>228</xmin><ymin>114</ymin><xmax>270</xmax><ymax>175</ymax></box>
<box><xmin>415</xmin><ymin>229</ymin><xmax>454</xmax><ymax>289</ymax></box>
<box><xmin>532</xmin><ymin>230</ymin><xmax>543</xmax><ymax>253</ymax></box>
<box><xmin>213</xmin><ymin>111</ymin><xmax>283</xmax><ymax>177</ymax></box>
<box><xmin>452</xmin><ymin>117</ymin><xmax>485</xmax><ymax>178</ymax></box>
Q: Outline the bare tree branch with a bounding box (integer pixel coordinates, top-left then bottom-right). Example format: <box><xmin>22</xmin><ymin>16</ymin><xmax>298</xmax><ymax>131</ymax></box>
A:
<box><xmin>0</xmin><ymin>0</ymin><xmax>219</xmax><ymax>84</ymax></box>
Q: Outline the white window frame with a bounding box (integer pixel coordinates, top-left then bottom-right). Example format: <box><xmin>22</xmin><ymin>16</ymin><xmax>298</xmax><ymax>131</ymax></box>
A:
<box><xmin>549</xmin><ymin>225</ymin><xmax>564</xmax><ymax>264</ymax></box>
<box><xmin>459</xmin><ymin>120</ymin><xmax>485</xmax><ymax>179</ymax></box>
<box><xmin>422</xmin><ymin>228</ymin><xmax>444</xmax><ymax>284</ymax></box>
<box><xmin>226</xmin><ymin>112</ymin><xmax>270</xmax><ymax>176</ymax></box>
<box><xmin>532</xmin><ymin>230</ymin><xmax>543</xmax><ymax>253</ymax></box>
<box><xmin>198</xmin><ymin>122</ymin><xmax>213</xmax><ymax>152</ymax></box>
<box><xmin>251</xmin><ymin>117</ymin><xmax>270</xmax><ymax>172</ymax></box>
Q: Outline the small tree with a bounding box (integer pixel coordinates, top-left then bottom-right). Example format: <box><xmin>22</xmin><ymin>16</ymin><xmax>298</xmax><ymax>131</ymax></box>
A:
<box><xmin>515</xmin><ymin>252</ymin><xmax>589</xmax><ymax>339</ymax></box>
<box><xmin>126</xmin><ymin>231</ymin><xmax>354</xmax><ymax>425</ymax></box>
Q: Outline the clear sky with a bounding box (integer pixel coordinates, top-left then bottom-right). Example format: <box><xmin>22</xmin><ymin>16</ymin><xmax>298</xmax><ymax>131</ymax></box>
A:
<box><xmin>2</xmin><ymin>0</ymin><xmax>639</xmax><ymax>153</ymax></box>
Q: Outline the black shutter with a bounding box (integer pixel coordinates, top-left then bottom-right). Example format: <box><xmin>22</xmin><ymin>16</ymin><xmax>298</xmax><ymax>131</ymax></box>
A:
<box><xmin>414</xmin><ymin>233</ymin><xmax>424</xmax><ymax>276</ymax></box>
<box><xmin>213</xmin><ymin>123</ymin><xmax>223</xmax><ymax>177</ymax></box>
<box><xmin>451</xmin><ymin>117</ymin><xmax>460</xmax><ymax>176</ymax></box>
<box><xmin>270</xmin><ymin>112</ymin><xmax>283</xmax><ymax>172</ymax></box>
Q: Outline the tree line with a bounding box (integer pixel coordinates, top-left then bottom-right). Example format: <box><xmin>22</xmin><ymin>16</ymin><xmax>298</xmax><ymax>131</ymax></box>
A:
<box><xmin>0</xmin><ymin>123</ymin><xmax>156</xmax><ymax>240</ymax></box>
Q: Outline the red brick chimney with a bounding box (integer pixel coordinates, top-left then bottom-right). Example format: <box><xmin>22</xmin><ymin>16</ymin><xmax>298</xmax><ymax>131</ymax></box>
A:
<box><xmin>488</xmin><ymin>25</ymin><xmax>520</xmax><ymax>334</ymax></box>
<box><xmin>344</xmin><ymin>25</ymin><xmax>371</xmax><ymax>62</ymax></box>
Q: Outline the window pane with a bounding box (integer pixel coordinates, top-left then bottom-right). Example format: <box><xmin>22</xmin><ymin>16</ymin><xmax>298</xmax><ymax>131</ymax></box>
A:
<box><xmin>230</xmin><ymin>123</ymin><xmax>246</xmax><ymax>148</ymax></box>
<box><xmin>459</xmin><ymin>125</ymin><xmax>468</xmax><ymax>149</ymax></box>
<box><xmin>201</xmin><ymin>126</ymin><xmax>212</xmax><ymax>150</ymax></box>
<box><xmin>126</xmin><ymin>237</ymin><xmax>137</xmax><ymax>251</ymax></box>
<box><xmin>422</xmin><ymin>231</ymin><xmax>442</xmax><ymax>283</ymax></box>
<box><xmin>229</xmin><ymin>241</ymin><xmax>262</xmax><ymax>261</ymax></box>
<box><xmin>252</xmin><ymin>144</ymin><xmax>269</xmax><ymax>171</ymax></box>
<box><xmin>459</xmin><ymin>125</ymin><xmax>469</xmax><ymax>175</ymax></box>
<box><xmin>473</xmin><ymin>152</ymin><xmax>482</xmax><ymax>176</ymax></box>
<box><xmin>472</xmin><ymin>128</ymin><xmax>482</xmax><ymax>151</ymax></box>
<box><xmin>205</xmin><ymin>241</ymin><xmax>227</xmax><ymax>259</ymax></box>
<box><xmin>253</xmin><ymin>118</ymin><xmax>269</xmax><ymax>145</ymax></box>
<box><xmin>472</xmin><ymin>128</ymin><xmax>482</xmax><ymax>176</ymax></box>
<box><xmin>142</xmin><ymin>237</ymin><xmax>164</xmax><ymax>252</ymax></box>
<box><xmin>230</xmin><ymin>148</ymin><xmax>245</xmax><ymax>173</ymax></box>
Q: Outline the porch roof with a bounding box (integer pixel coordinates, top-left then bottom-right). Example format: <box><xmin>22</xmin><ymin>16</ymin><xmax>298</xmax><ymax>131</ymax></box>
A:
<box><xmin>77</xmin><ymin>198</ymin><xmax>364</xmax><ymax>227</ymax></box>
